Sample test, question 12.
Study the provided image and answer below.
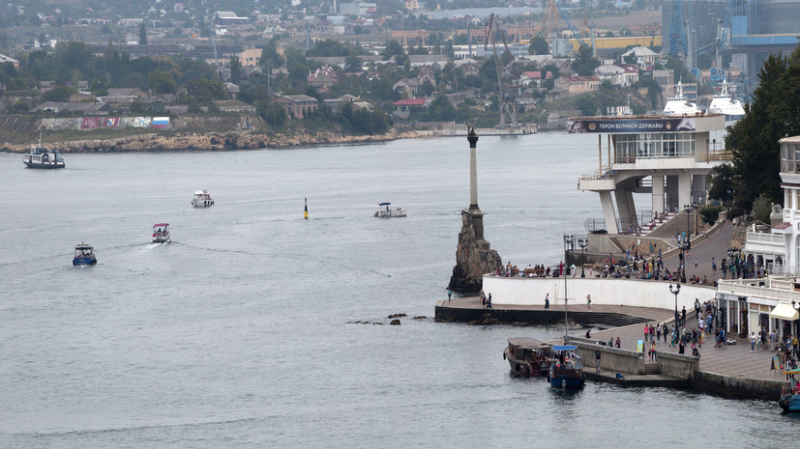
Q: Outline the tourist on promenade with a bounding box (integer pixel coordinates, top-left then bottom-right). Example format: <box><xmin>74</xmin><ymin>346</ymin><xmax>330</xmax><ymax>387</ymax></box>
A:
<box><xmin>722</xmin><ymin>258</ymin><xmax>727</xmax><ymax>279</ymax></box>
<box><xmin>715</xmin><ymin>329</ymin><xmax>721</xmax><ymax>348</ymax></box>
<box><xmin>544</xmin><ymin>293</ymin><xmax>550</xmax><ymax>309</ymax></box>
<box><xmin>586</xmin><ymin>294</ymin><xmax>592</xmax><ymax>312</ymax></box>
<box><xmin>650</xmin><ymin>324</ymin><xmax>656</xmax><ymax>342</ymax></box>
<box><xmin>615</xmin><ymin>337</ymin><xmax>621</xmax><ymax>348</ymax></box>
<box><xmin>720</xmin><ymin>328</ymin><xmax>726</xmax><ymax>348</ymax></box>
<box><xmin>681</xmin><ymin>307</ymin><xmax>687</xmax><ymax>327</ymax></box>
<box><xmin>486</xmin><ymin>293</ymin><xmax>492</xmax><ymax>309</ymax></box>
<box><xmin>750</xmin><ymin>333</ymin><xmax>756</xmax><ymax>351</ymax></box>
<box><xmin>770</xmin><ymin>331</ymin><xmax>777</xmax><ymax>352</ymax></box>
<box><xmin>663</xmin><ymin>323</ymin><xmax>669</xmax><ymax>343</ymax></box>
<box><xmin>679</xmin><ymin>338</ymin><xmax>685</xmax><ymax>354</ymax></box>
<box><xmin>644</xmin><ymin>323</ymin><xmax>650</xmax><ymax>342</ymax></box>
<box><xmin>608</xmin><ymin>337</ymin><xmax>614</xmax><ymax>347</ymax></box>
<box><xmin>712</xmin><ymin>257</ymin><xmax>717</xmax><ymax>275</ymax></box>
<box><xmin>656</xmin><ymin>324</ymin><xmax>662</xmax><ymax>342</ymax></box>
<box><xmin>595</xmin><ymin>350</ymin><xmax>601</xmax><ymax>372</ymax></box>
<box><xmin>793</xmin><ymin>335</ymin><xmax>799</xmax><ymax>357</ymax></box>
<box><xmin>448</xmin><ymin>289</ymin><xmax>452</xmax><ymax>303</ymax></box>
<box><xmin>650</xmin><ymin>340</ymin><xmax>657</xmax><ymax>361</ymax></box>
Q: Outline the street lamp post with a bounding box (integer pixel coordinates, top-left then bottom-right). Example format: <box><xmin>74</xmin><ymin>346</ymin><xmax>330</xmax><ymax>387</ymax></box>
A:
<box><xmin>684</xmin><ymin>204</ymin><xmax>693</xmax><ymax>243</ymax></box>
<box><xmin>670</xmin><ymin>283</ymin><xmax>681</xmax><ymax>325</ymax></box>
<box><xmin>578</xmin><ymin>237</ymin><xmax>588</xmax><ymax>278</ymax></box>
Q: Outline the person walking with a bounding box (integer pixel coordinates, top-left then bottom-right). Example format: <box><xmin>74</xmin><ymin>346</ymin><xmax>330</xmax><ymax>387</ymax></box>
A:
<box><xmin>664</xmin><ymin>323</ymin><xmax>669</xmax><ymax>343</ymax></box>
<box><xmin>544</xmin><ymin>293</ymin><xmax>550</xmax><ymax>309</ymax></box>
<box><xmin>644</xmin><ymin>323</ymin><xmax>650</xmax><ymax>342</ymax></box>
<box><xmin>447</xmin><ymin>288</ymin><xmax>452</xmax><ymax>303</ymax></box>
<box><xmin>712</xmin><ymin>257</ymin><xmax>717</xmax><ymax>275</ymax></box>
<box><xmin>650</xmin><ymin>340</ymin><xmax>657</xmax><ymax>361</ymax></box>
<box><xmin>486</xmin><ymin>293</ymin><xmax>492</xmax><ymax>309</ymax></box>
<box><xmin>595</xmin><ymin>349</ymin><xmax>601</xmax><ymax>372</ymax></box>
<box><xmin>681</xmin><ymin>306</ymin><xmax>687</xmax><ymax>327</ymax></box>
<box><xmin>586</xmin><ymin>294</ymin><xmax>592</xmax><ymax>312</ymax></box>
<box><xmin>615</xmin><ymin>337</ymin><xmax>621</xmax><ymax>348</ymax></box>
<box><xmin>750</xmin><ymin>332</ymin><xmax>756</xmax><ymax>351</ymax></box>
<box><xmin>793</xmin><ymin>335</ymin><xmax>799</xmax><ymax>357</ymax></box>
<box><xmin>656</xmin><ymin>323</ymin><xmax>662</xmax><ymax>342</ymax></box>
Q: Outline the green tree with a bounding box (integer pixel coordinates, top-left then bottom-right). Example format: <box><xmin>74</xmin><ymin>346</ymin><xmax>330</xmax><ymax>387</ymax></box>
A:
<box><xmin>528</xmin><ymin>35</ymin><xmax>549</xmax><ymax>55</ymax></box>
<box><xmin>186</xmin><ymin>79</ymin><xmax>226</xmax><ymax>104</ymax></box>
<box><xmin>727</xmin><ymin>46</ymin><xmax>800</xmax><ymax>213</ymax></box>
<box><xmin>345</xmin><ymin>55</ymin><xmax>362</xmax><ymax>73</ymax></box>
<box><xmin>572</xmin><ymin>44</ymin><xmax>600</xmax><ymax>76</ymax></box>
<box><xmin>752</xmin><ymin>193</ymin><xmax>772</xmax><ymax>224</ymax></box>
<box><xmin>259</xmin><ymin>100</ymin><xmax>287</xmax><ymax>127</ymax></box>
<box><xmin>707</xmin><ymin>163</ymin><xmax>734</xmax><ymax>204</ymax></box>
<box><xmin>576</xmin><ymin>95</ymin><xmax>597</xmax><ymax>116</ymax></box>
<box><xmin>139</xmin><ymin>23</ymin><xmax>147</xmax><ymax>45</ymax></box>
<box><xmin>306</xmin><ymin>39</ymin><xmax>349</xmax><ymax>57</ymax></box>
<box><xmin>381</xmin><ymin>40</ymin><xmax>405</xmax><ymax>61</ymax></box>
<box><xmin>230</xmin><ymin>55</ymin><xmax>242</xmax><ymax>84</ymax></box>
<box><xmin>147</xmin><ymin>70</ymin><xmax>178</xmax><ymax>95</ymax></box>
<box><xmin>260</xmin><ymin>39</ymin><xmax>284</xmax><ymax>67</ymax></box>
<box><xmin>41</xmin><ymin>86</ymin><xmax>76</xmax><ymax>102</ymax></box>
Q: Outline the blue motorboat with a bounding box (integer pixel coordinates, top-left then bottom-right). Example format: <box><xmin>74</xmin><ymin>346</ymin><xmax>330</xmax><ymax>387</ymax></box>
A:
<box><xmin>779</xmin><ymin>370</ymin><xmax>800</xmax><ymax>412</ymax></box>
<box><xmin>73</xmin><ymin>243</ymin><xmax>97</xmax><ymax>266</ymax></box>
<box><xmin>547</xmin><ymin>345</ymin><xmax>585</xmax><ymax>389</ymax></box>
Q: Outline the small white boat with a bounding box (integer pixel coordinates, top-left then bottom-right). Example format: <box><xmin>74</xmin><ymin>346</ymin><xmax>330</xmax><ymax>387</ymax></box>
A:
<box><xmin>192</xmin><ymin>189</ymin><xmax>214</xmax><ymax>207</ymax></box>
<box><xmin>708</xmin><ymin>81</ymin><xmax>745</xmax><ymax>126</ymax></box>
<box><xmin>152</xmin><ymin>223</ymin><xmax>171</xmax><ymax>243</ymax></box>
<box><xmin>375</xmin><ymin>202</ymin><xmax>406</xmax><ymax>218</ymax></box>
<box><xmin>663</xmin><ymin>81</ymin><xmax>700</xmax><ymax>116</ymax></box>
<box><xmin>23</xmin><ymin>134</ymin><xmax>65</xmax><ymax>169</ymax></box>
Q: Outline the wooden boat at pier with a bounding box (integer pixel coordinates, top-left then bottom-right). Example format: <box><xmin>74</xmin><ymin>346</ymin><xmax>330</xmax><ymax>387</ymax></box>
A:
<box><xmin>503</xmin><ymin>338</ymin><xmax>552</xmax><ymax>377</ymax></box>
<box><xmin>779</xmin><ymin>369</ymin><xmax>800</xmax><ymax>412</ymax></box>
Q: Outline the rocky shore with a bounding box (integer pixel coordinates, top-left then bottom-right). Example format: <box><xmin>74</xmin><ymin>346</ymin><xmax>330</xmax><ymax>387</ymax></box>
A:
<box><xmin>0</xmin><ymin>129</ymin><xmax>423</xmax><ymax>153</ymax></box>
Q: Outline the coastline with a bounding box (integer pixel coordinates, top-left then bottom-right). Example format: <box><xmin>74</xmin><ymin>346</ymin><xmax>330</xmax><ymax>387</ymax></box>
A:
<box><xmin>0</xmin><ymin>129</ymin><xmax>427</xmax><ymax>153</ymax></box>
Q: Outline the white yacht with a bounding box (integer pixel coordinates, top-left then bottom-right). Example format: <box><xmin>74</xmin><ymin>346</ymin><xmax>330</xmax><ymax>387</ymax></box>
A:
<box><xmin>23</xmin><ymin>135</ymin><xmax>65</xmax><ymax>169</ymax></box>
<box><xmin>192</xmin><ymin>189</ymin><xmax>214</xmax><ymax>207</ymax></box>
<box><xmin>708</xmin><ymin>81</ymin><xmax>746</xmax><ymax>126</ymax></box>
<box><xmin>663</xmin><ymin>81</ymin><xmax>701</xmax><ymax>116</ymax></box>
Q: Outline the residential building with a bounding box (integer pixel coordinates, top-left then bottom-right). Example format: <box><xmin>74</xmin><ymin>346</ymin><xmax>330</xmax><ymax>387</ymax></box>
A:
<box><xmin>272</xmin><ymin>94</ymin><xmax>318</xmax><ymax>119</ymax></box>
<box><xmin>0</xmin><ymin>54</ymin><xmax>20</xmax><ymax>69</ymax></box>
<box><xmin>392</xmin><ymin>97</ymin><xmax>429</xmax><ymax>117</ymax></box>
<box><xmin>556</xmin><ymin>76</ymin><xmax>601</xmax><ymax>94</ymax></box>
<box><xmin>407</xmin><ymin>54</ymin><xmax>450</xmax><ymax>69</ymax></box>
<box><xmin>594</xmin><ymin>64</ymin><xmax>639</xmax><ymax>86</ymax></box>
<box><xmin>621</xmin><ymin>46</ymin><xmax>661</xmax><ymax>68</ymax></box>
<box><xmin>717</xmin><ymin>135</ymin><xmax>800</xmax><ymax>341</ymax></box>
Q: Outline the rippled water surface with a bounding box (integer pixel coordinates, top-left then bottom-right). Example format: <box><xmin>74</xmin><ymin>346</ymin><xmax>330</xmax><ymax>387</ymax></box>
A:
<box><xmin>1</xmin><ymin>133</ymin><xmax>796</xmax><ymax>448</ymax></box>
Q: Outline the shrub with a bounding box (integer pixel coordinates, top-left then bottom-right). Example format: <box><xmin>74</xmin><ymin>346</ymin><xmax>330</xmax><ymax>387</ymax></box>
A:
<box><xmin>699</xmin><ymin>204</ymin><xmax>722</xmax><ymax>225</ymax></box>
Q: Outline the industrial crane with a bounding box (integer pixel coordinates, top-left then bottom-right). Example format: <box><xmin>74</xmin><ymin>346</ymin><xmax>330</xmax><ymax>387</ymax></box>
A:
<box><xmin>484</xmin><ymin>14</ymin><xmax>516</xmax><ymax>128</ymax></box>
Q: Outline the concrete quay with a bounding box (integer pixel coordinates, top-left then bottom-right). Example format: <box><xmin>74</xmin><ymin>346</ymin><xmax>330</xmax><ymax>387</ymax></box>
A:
<box><xmin>436</xmin><ymin>298</ymin><xmax>791</xmax><ymax>398</ymax></box>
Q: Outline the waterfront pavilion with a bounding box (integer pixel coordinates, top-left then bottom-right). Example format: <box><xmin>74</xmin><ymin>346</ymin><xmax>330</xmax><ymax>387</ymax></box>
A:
<box><xmin>570</xmin><ymin>113</ymin><xmax>728</xmax><ymax>235</ymax></box>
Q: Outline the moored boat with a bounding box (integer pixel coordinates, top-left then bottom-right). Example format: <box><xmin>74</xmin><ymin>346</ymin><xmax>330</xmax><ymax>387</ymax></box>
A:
<box><xmin>548</xmin><ymin>345</ymin><xmax>585</xmax><ymax>388</ymax></box>
<box><xmin>23</xmin><ymin>135</ymin><xmax>65</xmax><ymax>169</ymax></box>
<box><xmin>504</xmin><ymin>338</ymin><xmax>552</xmax><ymax>377</ymax></box>
<box><xmin>374</xmin><ymin>202</ymin><xmax>406</xmax><ymax>218</ymax></box>
<box><xmin>152</xmin><ymin>223</ymin><xmax>171</xmax><ymax>243</ymax></box>
<box><xmin>192</xmin><ymin>189</ymin><xmax>214</xmax><ymax>207</ymax></box>
<box><xmin>72</xmin><ymin>243</ymin><xmax>97</xmax><ymax>266</ymax></box>
<box><xmin>779</xmin><ymin>370</ymin><xmax>800</xmax><ymax>412</ymax></box>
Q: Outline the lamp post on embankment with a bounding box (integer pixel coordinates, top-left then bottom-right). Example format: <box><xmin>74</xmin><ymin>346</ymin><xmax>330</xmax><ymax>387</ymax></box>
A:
<box><xmin>670</xmin><ymin>283</ymin><xmax>681</xmax><ymax>325</ymax></box>
<box><xmin>578</xmin><ymin>237</ymin><xmax>588</xmax><ymax>278</ymax></box>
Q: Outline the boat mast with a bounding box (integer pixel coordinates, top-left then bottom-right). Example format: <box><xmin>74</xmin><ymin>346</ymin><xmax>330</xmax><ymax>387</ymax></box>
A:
<box><xmin>563</xmin><ymin>234</ymin><xmax>573</xmax><ymax>342</ymax></box>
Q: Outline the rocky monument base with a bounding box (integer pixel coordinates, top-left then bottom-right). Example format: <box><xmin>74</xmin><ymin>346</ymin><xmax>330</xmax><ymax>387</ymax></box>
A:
<box><xmin>448</xmin><ymin>208</ymin><xmax>502</xmax><ymax>292</ymax></box>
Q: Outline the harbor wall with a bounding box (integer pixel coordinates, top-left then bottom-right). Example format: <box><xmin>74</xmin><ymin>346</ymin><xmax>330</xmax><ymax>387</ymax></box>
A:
<box><xmin>482</xmin><ymin>276</ymin><xmax>716</xmax><ymax>310</ymax></box>
<box><xmin>567</xmin><ymin>337</ymin><xmax>647</xmax><ymax>375</ymax></box>
<box><xmin>692</xmin><ymin>370</ymin><xmax>789</xmax><ymax>398</ymax></box>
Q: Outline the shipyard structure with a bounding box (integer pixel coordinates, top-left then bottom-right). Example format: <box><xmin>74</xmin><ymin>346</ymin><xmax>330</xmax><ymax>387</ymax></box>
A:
<box><xmin>662</xmin><ymin>0</ymin><xmax>800</xmax><ymax>93</ymax></box>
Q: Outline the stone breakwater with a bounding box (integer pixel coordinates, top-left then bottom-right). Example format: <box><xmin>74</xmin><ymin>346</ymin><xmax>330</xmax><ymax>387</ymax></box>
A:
<box><xmin>0</xmin><ymin>130</ymin><xmax>423</xmax><ymax>153</ymax></box>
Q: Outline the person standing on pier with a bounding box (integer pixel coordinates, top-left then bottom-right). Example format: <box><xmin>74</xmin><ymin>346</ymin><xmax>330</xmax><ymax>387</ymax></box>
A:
<box><xmin>447</xmin><ymin>289</ymin><xmax>452</xmax><ymax>303</ymax></box>
<box><xmin>544</xmin><ymin>293</ymin><xmax>550</xmax><ymax>309</ymax></box>
<box><xmin>586</xmin><ymin>294</ymin><xmax>592</xmax><ymax>312</ymax></box>
<box><xmin>644</xmin><ymin>323</ymin><xmax>650</xmax><ymax>342</ymax></box>
<box><xmin>595</xmin><ymin>350</ymin><xmax>601</xmax><ymax>372</ymax></box>
<box><xmin>681</xmin><ymin>307</ymin><xmax>687</xmax><ymax>327</ymax></box>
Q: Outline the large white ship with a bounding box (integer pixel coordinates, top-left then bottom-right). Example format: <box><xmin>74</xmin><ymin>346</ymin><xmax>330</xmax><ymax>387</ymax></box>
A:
<box><xmin>662</xmin><ymin>81</ymin><xmax>701</xmax><ymax>116</ymax></box>
<box><xmin>707</xmin><ymin>81</ymin><xmax>746</xmax><ymax>127</ymax></box>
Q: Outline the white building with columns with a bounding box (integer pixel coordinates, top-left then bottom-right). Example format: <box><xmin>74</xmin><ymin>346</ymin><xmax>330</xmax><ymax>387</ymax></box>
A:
<box><xmin>570</xmin><ymin>113</ymin><xmax>728</xmax><ymax>234</ymax></box>
<box><xmin>716</xmin><ymin>135</ymin><xmax>800</xmax><ymax>340</ymax></box>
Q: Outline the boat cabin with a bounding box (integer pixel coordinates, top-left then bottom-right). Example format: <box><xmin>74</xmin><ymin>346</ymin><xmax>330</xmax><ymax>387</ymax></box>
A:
<box><xmin>504</xmin><ymin>338</ymin><xmax>552</xmax><ymax>377</ymax></box>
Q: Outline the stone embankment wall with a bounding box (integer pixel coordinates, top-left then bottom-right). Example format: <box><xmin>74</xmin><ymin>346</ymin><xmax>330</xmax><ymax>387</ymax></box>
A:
<box><xmin>568</xmin><ymin>337</ymin><xmax>698</xmax><ymax>378</ymax></box>
<box><xmin>482</xmin><ymin>276</ymin><xmax>716</xmax><ymax>310</ymax></box>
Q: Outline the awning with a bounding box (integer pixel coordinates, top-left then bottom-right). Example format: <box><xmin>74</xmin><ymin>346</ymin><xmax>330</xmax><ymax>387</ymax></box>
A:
<box><xmin>770</xmin><ymin>303</ymin><xmax>799</xmax><ymax>321</ymax></box>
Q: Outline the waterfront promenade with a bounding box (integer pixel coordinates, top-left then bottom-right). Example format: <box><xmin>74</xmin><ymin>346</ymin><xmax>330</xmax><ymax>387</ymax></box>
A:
<box><xmin>438</xmin><ymin>219</ymin><xmax>792</xmax><ymax>396</ymax></box>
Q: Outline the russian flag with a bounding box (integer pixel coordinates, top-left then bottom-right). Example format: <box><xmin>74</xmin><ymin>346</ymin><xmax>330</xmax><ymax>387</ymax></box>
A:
<box><xmin>151</xmin><ymin>117</ymin><xmax>170</xmax><ymax>129</ymax></box>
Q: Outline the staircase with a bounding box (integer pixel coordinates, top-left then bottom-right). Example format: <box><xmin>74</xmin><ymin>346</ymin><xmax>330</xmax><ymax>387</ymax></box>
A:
<box><xmin>639</xmin><ymin>211</ymin><xmax>678</xmax><ymax>236</ymax></box>
<box><xmin>644</xmin><ymin>362</ymin><xmax>661</xmax><ymax>375</ymax></box>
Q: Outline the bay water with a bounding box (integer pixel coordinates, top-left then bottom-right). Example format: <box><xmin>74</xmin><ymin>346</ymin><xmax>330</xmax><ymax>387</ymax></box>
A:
<box><xmin>0</xmin><ymin>133</ymin><xmax>794</xmax><ymax>447</ymax></box>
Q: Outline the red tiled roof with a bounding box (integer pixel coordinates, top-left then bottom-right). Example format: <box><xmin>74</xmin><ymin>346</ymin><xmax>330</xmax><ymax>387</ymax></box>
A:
<box><xmin>393</xmin><ymin>97</ymin><xmax>428</xmax><ymax>106</ymax></box>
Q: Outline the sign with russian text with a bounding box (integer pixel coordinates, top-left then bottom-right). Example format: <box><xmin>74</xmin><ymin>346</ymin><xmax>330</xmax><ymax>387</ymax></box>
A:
<box><xmin>568</xmin><ymin>118</ymin><xmax>696</xmax><ymax>133</ymax></box>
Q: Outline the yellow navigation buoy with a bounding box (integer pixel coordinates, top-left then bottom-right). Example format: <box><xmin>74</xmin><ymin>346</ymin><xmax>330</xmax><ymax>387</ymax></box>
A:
<box><xmin>304</xmin><ymin>198</ymin><xmax>308</xmax><ymax>219</ymax></box>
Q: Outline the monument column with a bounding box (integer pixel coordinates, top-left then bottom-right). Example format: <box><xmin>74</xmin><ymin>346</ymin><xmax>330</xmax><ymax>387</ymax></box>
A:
<box><xmin>449</xmin><ymin>128</ymin><xmax>502</xmax><ymax>292</ymax></box>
